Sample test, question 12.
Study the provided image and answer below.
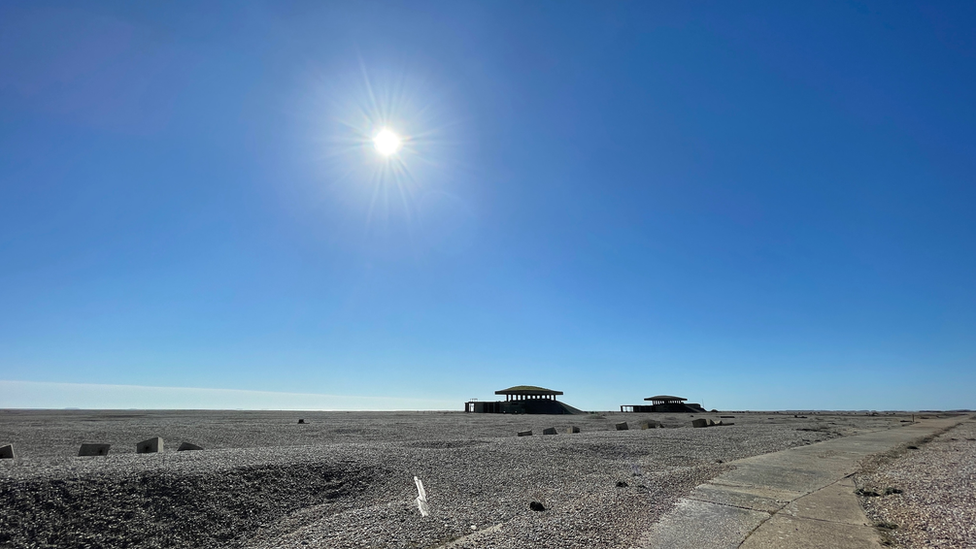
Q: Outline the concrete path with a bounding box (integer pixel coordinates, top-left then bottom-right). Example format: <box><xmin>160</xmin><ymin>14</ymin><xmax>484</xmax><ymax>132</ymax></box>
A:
<box><xmin>642</xmin><ymin>417</ymin><xmax>966</xmax><ymax>549</ymax></box>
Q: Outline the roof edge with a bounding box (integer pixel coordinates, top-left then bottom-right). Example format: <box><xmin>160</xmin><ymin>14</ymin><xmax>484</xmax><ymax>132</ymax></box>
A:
<box><xmin>495</xmin><ymin>385</ymin><xmax>563</xmax><ymax>395</ymax></box>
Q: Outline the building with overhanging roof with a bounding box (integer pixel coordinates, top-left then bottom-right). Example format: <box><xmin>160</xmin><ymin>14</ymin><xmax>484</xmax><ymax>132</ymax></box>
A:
<box><xmin>495</xmin><ymin>385</ymin><xmax>563</xmax><ymax>400</ymax></box>
<box><xmin>647</xmin><ymin>395</ymin><xmax>688</xmax><ymax>406</ymax></box>
<box><xmin>620</xmin><ymin>394</ymin><xmax>706</xmax><ymax>413</ymax></box>
<box><xmin>465</xmin><ymin>385</ymin><xmax>583</xmax><ymax>414</ymax></box>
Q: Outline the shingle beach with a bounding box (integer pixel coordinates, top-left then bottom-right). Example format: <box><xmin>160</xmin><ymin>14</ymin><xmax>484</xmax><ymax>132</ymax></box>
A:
<box><xmin>0</xmin><ymin>410</ymin><xmax>941</xmax><ymax>548</ymax></box>
<box><xmin>856</xmin><ymin>417</ymin><xmax>976</xmax><ymax>549</ymax></box>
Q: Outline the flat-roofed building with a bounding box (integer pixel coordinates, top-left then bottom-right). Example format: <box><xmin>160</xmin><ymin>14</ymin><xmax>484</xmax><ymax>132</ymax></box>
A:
<box><xmin>620</xmin><ymin>395</ymin><xmax>707</xmax><ymax>413</ymax></box>
<box><xmin>465</xmin><ymin>385</ymin><xmax>583</xmax><ymax>414</ymax></box>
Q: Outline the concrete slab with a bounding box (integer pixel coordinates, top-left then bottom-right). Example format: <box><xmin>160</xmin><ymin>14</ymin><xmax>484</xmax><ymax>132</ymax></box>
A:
<box><xmin>644</xmin><ymin>498</ymin><xmax>769</xmax><ymax>549</ymax></box>
<box><xmin>739</xmin><ymin>514</ymin><xmax>878</xmax><ymax>549</ymax></box>
<box><xmin>642</xmin><ymin>416</ymin><xmax>967</xmax><ymax>549</ymax></box>
<box><xmin>689</xmin><ymin>483</ymin><xmax>801</xmax><ymax>513</ymax></box>
<box><xmin>784</xmin><ymin>478</ymin><xmax>869</xmax><ymax>526</ymax></box>
<box><xmin>718</xmin><ymin>461</ymin><xmax>842</xmax><ymax>495</ymax></box>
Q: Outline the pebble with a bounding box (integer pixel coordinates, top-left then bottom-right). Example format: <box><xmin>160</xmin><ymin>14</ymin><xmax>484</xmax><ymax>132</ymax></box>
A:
<box><xmin>857</xmin><ymin>418</ymin><xmax>976</xmax><ymax>549</ymax></box>
<box><xmin>0</xmin><ymin>410</ymin><xmax>909</xmax><ymax>549</ymax></box>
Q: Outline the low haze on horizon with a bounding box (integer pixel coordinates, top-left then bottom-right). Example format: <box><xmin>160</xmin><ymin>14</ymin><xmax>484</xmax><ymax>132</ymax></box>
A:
<box><xmin>2</xmin><ymin>2</ymin><xmax>974</xmax><ymax>412</ymax></box>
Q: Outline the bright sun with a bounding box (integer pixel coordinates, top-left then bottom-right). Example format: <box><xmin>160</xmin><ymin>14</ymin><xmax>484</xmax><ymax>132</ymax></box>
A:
<box><xmin>373</xmin><ymin>128</ymin><xmax>402</xmax><ymax>156</ymax></box>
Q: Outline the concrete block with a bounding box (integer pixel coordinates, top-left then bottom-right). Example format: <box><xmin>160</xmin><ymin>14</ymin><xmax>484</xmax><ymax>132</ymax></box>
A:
<box><xmin>569</xmin><ymin>426</ymin><xmax>581</xmax><ymax>433</ymax></box>
<box><xmin>177</xmin><ymin>442</ymin><xmax>204</xmax><ymax>451</ymax></box>
<box><xmin>641</xmin><ymin>420</ymin><xmax>660</xmax><ymax>429</ymax></box>
<box><xmin>298</xmin><ymin>419</ymin><xmax>306</xmax><ymax>424</ymax></box>
<box><xmin>79</xmin><ymin>443</ymin><xmax>111</xmax><ymax>457</ymax></box>
<box><xmin>692</xmin><ymin>418</ymin><xmax>709</xmax><ymax>428</ymax></box>
<box><xmin>615</xmin><ymin>422</ymin><xmax>629</xmax><ymax>431</ymax></box>
<box><xmin>517</xmin><ymin>430</ymin><xmax>533</xmax><ymax>437</ymax></box>
<box><xmin>542</xmin><ymin>427</ymin><xmax>557</xmax><ymax>435</ymax></box>
<box><xmin>0</xmin><ymin>444</ymin><xmax>14</xmax><ymax>459</ymax></box>
<box><xmin>136</xmin><ymin>437</ymin><xmax>163</xmax><ymax>454</ymax></box>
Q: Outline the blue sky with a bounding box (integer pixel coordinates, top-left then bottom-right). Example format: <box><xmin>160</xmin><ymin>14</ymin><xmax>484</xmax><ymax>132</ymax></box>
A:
<box><xmin>2</xmin><ymin>1</ymin><xmax>974</xmax><ymax>411</ymax></box>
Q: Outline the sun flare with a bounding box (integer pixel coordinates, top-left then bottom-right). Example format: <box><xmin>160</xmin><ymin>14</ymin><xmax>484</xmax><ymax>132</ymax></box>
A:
<box><xmin>373</xmin><ymin>128</ymin><xmax>402</xmax><ymax>156</ymax></box>
<box><xmin>316</xmin><ymin>64</ymin><xmax>461</xmax><ymax>228</ymax></box>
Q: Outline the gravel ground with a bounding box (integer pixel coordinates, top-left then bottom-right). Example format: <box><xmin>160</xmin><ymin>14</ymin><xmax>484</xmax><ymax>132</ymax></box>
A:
<box><xmin>0</xmin><ymin>409</ymin><xmax>902</xmax><ymax>458</ymax></box>
<box><xmin>855</xmin><ymin>416</ymin><xmax>976</xmax><ymax>549</ymax></box>
<box><xmin>0</xmin><ymin>410</ymin><xmax>911</xmax><ymax>549</ymax></box>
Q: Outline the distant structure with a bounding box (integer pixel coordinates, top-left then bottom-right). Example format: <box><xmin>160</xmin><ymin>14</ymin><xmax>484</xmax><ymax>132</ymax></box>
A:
<box><xmin>465</xmin><ymin>385</ymin><xmax>583</xmax><ymax>414</ymax></box>
<box><xmin>620</xmin><ymin>395</ymin><xmax>706</xmax><ymax>413</ymax></box>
